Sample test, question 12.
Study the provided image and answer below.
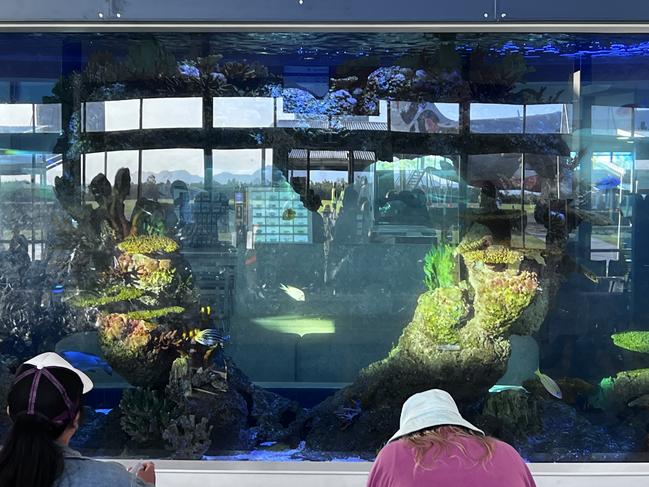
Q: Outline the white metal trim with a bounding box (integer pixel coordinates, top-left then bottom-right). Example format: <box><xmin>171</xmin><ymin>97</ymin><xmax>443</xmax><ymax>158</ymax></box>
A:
<box><xmin>2</xmin><ymin>22</ymin><xmax>649</xmax><ymax>32</ymax></box>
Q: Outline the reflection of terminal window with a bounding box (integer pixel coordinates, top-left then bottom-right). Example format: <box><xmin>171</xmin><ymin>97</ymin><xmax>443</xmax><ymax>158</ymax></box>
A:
<box><xmin>247</xmin><ymin>186</ymin><xmax>310</xmax><ymax>244</ymax></box>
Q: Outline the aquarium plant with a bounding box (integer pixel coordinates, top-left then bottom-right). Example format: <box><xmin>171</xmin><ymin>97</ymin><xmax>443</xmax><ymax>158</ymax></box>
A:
<box><xmin>423</xmin><ymin>244</ymin><xmax>456</xmax><ymax>291</ymax></box>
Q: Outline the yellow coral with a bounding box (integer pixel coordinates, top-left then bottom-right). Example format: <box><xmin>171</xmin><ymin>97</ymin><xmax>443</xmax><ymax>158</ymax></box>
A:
<box><xmin>118</xmin><ymin>235</ymin><xmax>179</xmax><ymax>255</ymax></box>
<box><xmin>462</xmin><ymin>246</ymin><xmax>523</xmax><ymax>265</ymax></box>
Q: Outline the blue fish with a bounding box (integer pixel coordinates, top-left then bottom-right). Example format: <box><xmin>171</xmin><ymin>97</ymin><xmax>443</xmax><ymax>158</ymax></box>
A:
<box><xmin>60</xmin><ymin>351</ymin><xmax>113</xmax><ymax>375</ymax></box>
<box><xmin>594</xmin><ymin>175</ymin><xmax>621</xmax><ymax>191</ymax></box>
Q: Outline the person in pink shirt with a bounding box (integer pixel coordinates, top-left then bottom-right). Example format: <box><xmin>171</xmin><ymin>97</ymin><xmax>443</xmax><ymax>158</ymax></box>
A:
<box><xmin>367</xmin><ymin>389</ymin><xmax>536</xmax><ymax>487</ymax></box>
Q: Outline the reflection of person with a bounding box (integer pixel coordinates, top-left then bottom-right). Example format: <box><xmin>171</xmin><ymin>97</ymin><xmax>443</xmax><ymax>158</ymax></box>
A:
<box><xmin>8</xmin><ymin>227</ymin><xmax>29</xmax><ymax>256</ymax></box>
<box><xmin>0</xmin><ymin>353</ymin><xmax>155</xmax><ymax>487</ymax></box>
<box><xmin>311</xmin><ymin>195</ymin><xmax>326</xmax><ymax>244</ymax></box>
<box><xmin>418</xmin><ymin>109</ymin><xmax>439</xmax><ymax>133</ymax></box>
<box><xmin>333</xmin><ymin>187</ymin><xmax>360</xmax><ymax>243</ymax></box>
<box><xmin>170</xmin><ymin>180</ymin><xmax>191</xmax><ymax>225</ymax></box>
<box><xmin>367</xmin><ymin>389</ymin><xmax>535</xmax><ymax>487</ymax></box>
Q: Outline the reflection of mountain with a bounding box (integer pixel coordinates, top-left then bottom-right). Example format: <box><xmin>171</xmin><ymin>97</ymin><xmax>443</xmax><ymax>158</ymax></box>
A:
<box><xmin>143</xmin><ymin>167</ymin><xmax>278</xmax><ymax>185</ymax></box>
<box><xmin>142</xmin><ymin>170</ymin><xmax>203</xmax><ymax>184</ymax></box>
<box><xmin>213</xmin><ymin>169</ymin><xmax>262</xmax><ymax>184</ymax></box>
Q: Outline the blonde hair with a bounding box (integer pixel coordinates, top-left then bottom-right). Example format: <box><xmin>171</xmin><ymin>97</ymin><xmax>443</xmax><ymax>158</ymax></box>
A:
<box><xmin>404</xmin><ymin>425</ymin><xmax>495</xmax><ymax>471</ymax></box>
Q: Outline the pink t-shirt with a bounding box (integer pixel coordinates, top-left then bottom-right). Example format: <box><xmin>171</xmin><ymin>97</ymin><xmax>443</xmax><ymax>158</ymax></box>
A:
<box><xmin>367</xmin><ymin>437</ymin><xmax>536</xmax><ymax>487</ymax></box>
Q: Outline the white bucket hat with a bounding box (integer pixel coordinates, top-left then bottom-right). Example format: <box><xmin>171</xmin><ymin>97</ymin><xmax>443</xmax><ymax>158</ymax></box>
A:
<box><xmin>24</xmin><ymin>352</ymin><xmax>94</xmax><ymax>394</ymax></box>
<box><xmin>389</xmin><ymin>389</ymin><xmax>484</xmax><ymax>443</ymax></box>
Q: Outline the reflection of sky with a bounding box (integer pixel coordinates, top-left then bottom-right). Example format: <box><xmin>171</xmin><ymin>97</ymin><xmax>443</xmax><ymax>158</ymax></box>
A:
<box><xmin>212</xmin><ymin>149</ymin><xmax>269</xmax><ymax>176</ymax></box>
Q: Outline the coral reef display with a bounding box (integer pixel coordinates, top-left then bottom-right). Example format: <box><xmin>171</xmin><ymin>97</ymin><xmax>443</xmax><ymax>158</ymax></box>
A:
<box><xmin>4</xmin><ymin>30</ymin><xmax>641</xmax><ymax>463</ymax></box>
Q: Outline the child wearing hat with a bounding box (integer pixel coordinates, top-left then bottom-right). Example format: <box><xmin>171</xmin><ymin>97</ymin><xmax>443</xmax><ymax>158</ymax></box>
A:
<box><xmin>0</xmin><ymin>352</ymin><xmax>156</xmax><ymax>487</ymax></box>
<box><xmin>367</xmin><ymin>389</ymin><xmax>536</xmax><ymax>487</ymax></box>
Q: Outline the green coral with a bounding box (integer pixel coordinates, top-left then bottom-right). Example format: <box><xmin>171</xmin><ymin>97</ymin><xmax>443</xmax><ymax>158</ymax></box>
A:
<box><xmin>163</xmin><ymin>414</ymin><xmax>213</xmax><ymax>459</ymax></box>
<box><xmin>68</xmin><ymin>285</ymin><xmax>145</xmax><ymax>308</ymax></box>
<box><xmin>118</xmin><ymin>235</ymin><xmax>179</xmax><ymax>254</ymax></box>
<box><xmin>475</xmin><ymin>271</ymin><xmax>538</xmax><ymax>336</ymax></box>
<box><xmin>136</xmin><ymin>268</ymin><xmax>175</xmax><ymax>293</ymax></box>
<box><xmin>594</xmin><ymin>369</ymin><xmax>649</xmax><ymax>409</ymax></box>
<box><xmin>119</xmin><ymin>388</ymin><xmax>176</xmax><ymax>445</ymax></box>
<box><xmin>125</xmin><ymin>306</ymin><xmax>184</xmax><ymax>321</ymax></box>
<box><xmin>423</xmin><ymin>244</ymin><xmax>456</xmax><ymax>291</ymax></box>
<box><xmin>612</xmin><ymin>331</ymin><xmax>649</xmax><ymax>354</ymax></box>
<box><xmin>413</xmin><ymin>286</ymin><xmax>468</xmax><ymax>344</ymax></box>
<box><xmin>462</xmin><ymin>246</ymin><xmax>523</xmax><ymax>265</ymax></box>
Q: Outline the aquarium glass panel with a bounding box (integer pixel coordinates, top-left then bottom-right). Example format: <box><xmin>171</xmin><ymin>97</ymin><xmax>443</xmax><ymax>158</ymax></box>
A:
<box><xmin>5</xmin><ymin>30</ymin><xmax>649</xmax><ymax>464</ymax></box>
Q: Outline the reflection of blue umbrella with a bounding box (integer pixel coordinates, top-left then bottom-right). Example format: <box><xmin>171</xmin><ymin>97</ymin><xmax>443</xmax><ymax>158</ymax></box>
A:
<box><xmin>594</xmin><ymin>175</ymin><xmax>621</xmax><ymax>191</ymax></box>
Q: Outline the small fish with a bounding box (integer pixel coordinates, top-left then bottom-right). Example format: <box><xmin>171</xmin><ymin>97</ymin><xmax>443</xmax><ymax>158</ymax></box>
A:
<box><xmin>594</xmin><ymin>175</ymin><xmax>621</xmax><ymax>191</ymax></box>
<box><xmin>279</xmin><ymin>284</ymin><xmax>305</xmax><ymax>302</ymax></box>
<box><xmin>182</xmin><ymin>329</ymin><xmax>230</xmax><ymax>346</ymax></box>
<box><xmin>282</xmin><ymin>208</ymin><xmax>296</xmax><ymax>221</ymax></box>
<box><xmin>580</xmin><ymin>266</ymin><xmax>599</xmax><ymax>284</ymax></box>
<box><xmin>628</xmin><ymin>394</ymin><xmax>649</xmax><ymax>408</ymax></box>
<box><xmin>489</xmin><ymin>385</ymin><xmax>529</xmax><ymax>394</ymax></box>
<box><xmin>60</xmin><ymin>351</ymin><xmax>112</xmax><ymax>375</ymax></box>
<box><xmin>51</xmin><ymin>284</ymin><xmax>65</xmax><ymax>295</ymax></box>
<box><xmin>437</xmin><ymin>344</ymin><xmax>461</xmax><ymax>352</ymax></box>
<box><xmin>535</xmin><ymin>369</ymin><xmax>563</xmax><ymax>399</ymax></box>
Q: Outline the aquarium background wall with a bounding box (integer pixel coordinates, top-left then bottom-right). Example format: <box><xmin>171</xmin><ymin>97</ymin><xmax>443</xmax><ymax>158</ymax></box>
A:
<box><xmin>0</xmin><ymin>31</ymin><xmax>649</xmax><ymax>462</ymax></box>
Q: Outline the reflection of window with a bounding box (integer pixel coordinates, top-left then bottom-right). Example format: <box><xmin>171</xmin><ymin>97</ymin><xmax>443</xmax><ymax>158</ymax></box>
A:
<box><xmin>635</xmin><ymin>108</ymin><xmax>649</xmax><ymax>137</ymax></box>
<box><xmin>35</xmin><ymin>104</ymin><xmax>62</xmax><ymax>133</ymax></box>
<box><xmin>212</xmin><ymin>149</ymin><xmax>272</xmax><ymax>186</ymax></box>
<box><xmin>470</xmin><ymin>104</ymin><xmax>523</xmax><ymax>133</ymax></box>
<box><xmin>525</xmin><ymin>104</ymin><xmax>572</xmax><ymax>134</ymax></box>
<box><xmin>84</xmin><ymin>151</ymin><xmax>139</xmax><ymax>200</ymax></box>
<box><xmin>0</xmin><ymin>152</ymin><xmax>61</xmax><ymax>260</ymax></box>
<box><xmin>142</xmin><ymin>97</ymin><xmax>202</xmax><ymax>129</ymax></box>
<box><xmin>142</xmin><ymin>149</ymin><xmax>204</xmax><ymax>200</ymax></box>
<box><xmin>0</xmin><ymin>104</ymin><xmax>33</xmax><ymax>133</ymax></box>
<box><xmin>85</xmin><ymin>100</ymin><xmax>140</xmax><ymax>132</ymax></box>
<box><xmin>391</xmin><ymin>101</ymin><xmax>459</xmax><ymax>133</ymax></box>
<box><xmin>213</xmin><ymin>97</ymin><xmax>275</xmax><ymax>128</ymax></box>
<box><xmin>591</xmin><ymin>106</ymin><xmax>633</xmax><ymax>136</ymax></box>
<box><xmin>0</xmin><ymin>103</ymin><xmax>62</xmax><ymax>133</ymax></box>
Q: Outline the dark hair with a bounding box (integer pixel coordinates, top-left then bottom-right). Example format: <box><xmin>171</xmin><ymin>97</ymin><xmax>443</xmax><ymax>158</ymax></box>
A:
<box><xmin>0</xmin><ymin>366</ymin><xmax>83</xmax><ymax>487</ymax></box>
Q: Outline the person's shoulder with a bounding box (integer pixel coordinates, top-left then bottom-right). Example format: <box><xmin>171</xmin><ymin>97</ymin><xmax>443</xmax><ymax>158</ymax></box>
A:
<box><xmin>63</xmin><ymin>456</ymin><xmax>136</xmax><ymax>483</ymax></box>
<box><xmin>377</xmin><ymin>439</ymin><xmax>411</xmax><ymax>458</ymax></box>
<box><xmin>489</xmin><ymin>439</ymin><xmax>527</xmax><ymax>462</ymax></box>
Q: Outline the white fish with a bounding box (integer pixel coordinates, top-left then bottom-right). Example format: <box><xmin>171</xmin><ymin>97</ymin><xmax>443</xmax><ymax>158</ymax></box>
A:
<box><xmin>535</xmin><ymin>369</ymin><xmax>563</xmax><ymax>399</ymax></box>
<box><xmin>489</xmin><ymin>385</ymin><xmax>529</xmax><ymax>394</ymax></box>
<box><xmin>279</xmin><ymin>284</ymin><xmax>305</xmax><ymax>302</ymax></box>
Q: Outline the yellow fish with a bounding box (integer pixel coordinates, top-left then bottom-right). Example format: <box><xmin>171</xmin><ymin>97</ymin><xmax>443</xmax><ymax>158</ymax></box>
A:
<box><xmin>282</xmin><ymin>208</ymin><xmax>296</xmax><ymax>221</ymax></box>
<box><xmin>182</xmin><ymin>329</ymin><xmax>230</xmax><ymax>346</ymax></box>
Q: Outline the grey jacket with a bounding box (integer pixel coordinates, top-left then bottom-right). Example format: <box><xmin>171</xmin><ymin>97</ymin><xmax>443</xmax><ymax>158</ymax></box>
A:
<box><xmin>54</xmin><ymin>446</ymin><xmax>153</xmax><ymax>487</ymax></box>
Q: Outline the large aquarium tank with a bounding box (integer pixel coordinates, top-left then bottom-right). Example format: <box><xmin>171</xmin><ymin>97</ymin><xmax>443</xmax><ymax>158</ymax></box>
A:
<box><xmin>1</xmin><ymin>31</ymin><xmax>649</xmax><ymax>463</ymax></box>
